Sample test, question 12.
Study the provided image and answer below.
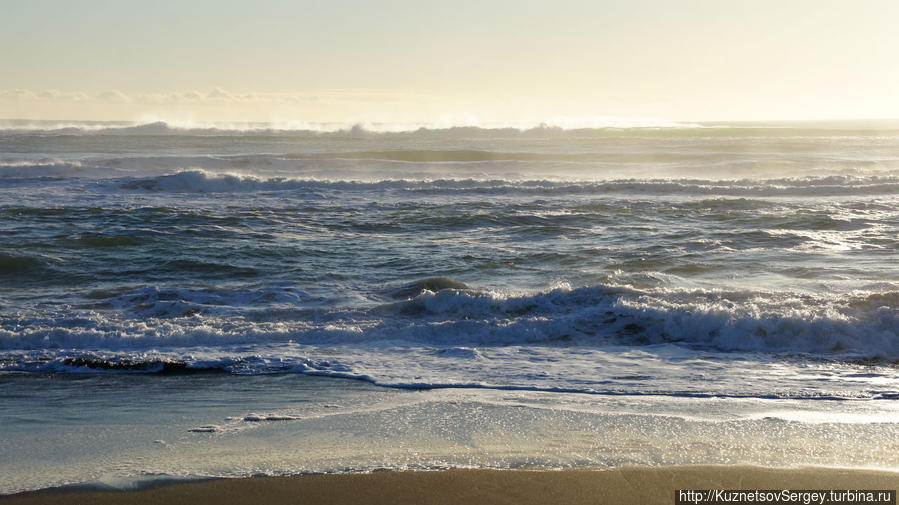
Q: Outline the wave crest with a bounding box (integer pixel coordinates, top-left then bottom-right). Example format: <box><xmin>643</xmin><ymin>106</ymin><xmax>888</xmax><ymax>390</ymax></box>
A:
<box><xmin>109</xmin><ymin>170</ymin><xmax>899</xmax><ymax>196</ymax></box>
<box><xmin>2</xmin><ymin>284</ymin><xmax>898</xmax><ymax>360</ymax></box>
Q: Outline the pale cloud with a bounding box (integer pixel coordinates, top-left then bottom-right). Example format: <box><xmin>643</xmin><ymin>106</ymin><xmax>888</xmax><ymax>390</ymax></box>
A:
<box><xmin>1</xmin><ymin>88</ymin><xmax>94</xmax><ymax>103</ymax></box>
<box><xmin>96</xmin><ymin>90</ymin><xmax>131</xmax><ymax>103</ymax></box>
<box><xmin>30</xmin><ymin>89</ymin><xmax>92</xmax><ymax>101</ymax></box>
<box><xmin>0</xmin><ymin>89</ymin><xmax>38</xmax><ymax>100</ymax></box>
<box><xmin>0</xmin><ymin>86</ymin><xmax>448</xmax><ymax>122</ymax></box>
<box><xmin>1</xmin><ymin>87</ymin><xmax>424</xmax><ymax>107</ymax></box>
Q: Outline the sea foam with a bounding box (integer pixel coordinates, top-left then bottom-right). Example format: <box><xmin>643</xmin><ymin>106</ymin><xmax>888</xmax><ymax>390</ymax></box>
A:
<box><xmin>2</xmin><ymin>284</ymin><xmax>898</xmax><ymax>360</ymax></box>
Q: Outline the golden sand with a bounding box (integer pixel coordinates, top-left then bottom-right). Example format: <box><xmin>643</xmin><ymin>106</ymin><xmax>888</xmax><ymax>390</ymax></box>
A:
<box><xmin>3</xmin><ymin>466</ymin><xmax>897</xmax><ymax>505</ymax></box>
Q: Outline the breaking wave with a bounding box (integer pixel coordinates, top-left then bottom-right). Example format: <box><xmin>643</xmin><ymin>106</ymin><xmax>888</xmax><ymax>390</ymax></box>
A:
<box><xmin>2</xmin><ymin>284</ymin><xmax>898</xmax><ymax>362</ymax></box>
<box><xmin>108</xmin><ymin>170</ymin><xmax>899</xmax><ymax>196</ymax></box>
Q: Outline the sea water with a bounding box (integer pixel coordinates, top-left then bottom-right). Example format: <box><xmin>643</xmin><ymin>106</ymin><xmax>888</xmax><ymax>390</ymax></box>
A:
<box><xmin>1</xmin><ymin>120</ymin><xmax>898</xmax><ymax>493</ymax></box>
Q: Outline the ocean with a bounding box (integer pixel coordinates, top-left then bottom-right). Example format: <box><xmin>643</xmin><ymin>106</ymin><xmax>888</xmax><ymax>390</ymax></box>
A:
<box><xmin>2</xmin><ymin>119</ymin><xmax>899</xmax><ymax>493</ymax></box>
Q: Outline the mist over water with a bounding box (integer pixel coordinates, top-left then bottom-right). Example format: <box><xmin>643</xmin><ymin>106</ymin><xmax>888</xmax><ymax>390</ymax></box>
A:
<box><xmin>1</xmin><ymin>120</ymin><xmax>899</xmax><ymax>398</ymax></box>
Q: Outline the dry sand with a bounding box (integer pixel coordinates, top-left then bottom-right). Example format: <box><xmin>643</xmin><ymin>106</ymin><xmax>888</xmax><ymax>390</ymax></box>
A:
<box><xmin>3</xmin><ymin>465</ymin><xmax>897</xmax><ymax>505</ymax></box>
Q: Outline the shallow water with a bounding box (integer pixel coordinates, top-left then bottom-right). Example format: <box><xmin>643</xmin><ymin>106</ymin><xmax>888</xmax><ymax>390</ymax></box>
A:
<box><xmin>2</xmin><ymin>373</ymin><xmax>899</xmax><ymax>494</ymax></box>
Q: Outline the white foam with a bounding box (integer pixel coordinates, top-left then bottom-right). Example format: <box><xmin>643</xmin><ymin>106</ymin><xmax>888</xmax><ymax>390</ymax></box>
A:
<box><xmin>3</xmin><ymin>285</ymin><xmax>898</xmax><ymax>356</ymax></box>
<box><xmin>77</xmin><ymin>170</ymin><xmax>899</xmax><ymax>197</ymax></box>
<box><xmin>2</xmin><ymin>284</ymin><xmax>898</xmax><ymax>402</ymax></box>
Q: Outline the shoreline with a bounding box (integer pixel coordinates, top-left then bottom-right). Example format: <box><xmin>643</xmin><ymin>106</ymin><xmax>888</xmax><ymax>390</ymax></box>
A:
<box><xmin>3</xmin><ymin>465</ymin><xmax>898</xmax><ymax>505</ymax></box>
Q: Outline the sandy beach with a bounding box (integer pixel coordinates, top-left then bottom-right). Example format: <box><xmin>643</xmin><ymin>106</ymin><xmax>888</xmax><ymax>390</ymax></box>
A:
<box><xmin>3</xmin><ymin>465</ymin><xmax>897</xmax><ymax>505</ymax></box>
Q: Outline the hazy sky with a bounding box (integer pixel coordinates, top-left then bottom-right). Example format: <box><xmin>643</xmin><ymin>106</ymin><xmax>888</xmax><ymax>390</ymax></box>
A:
<box><xmin>2</xmin><ymin>0</ymin><xmax>898</xmax><ymax>123</ymax></box>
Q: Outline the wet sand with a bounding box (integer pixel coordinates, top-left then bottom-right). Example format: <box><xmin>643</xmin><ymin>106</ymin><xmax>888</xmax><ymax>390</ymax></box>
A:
<box><xmin>3</xmin><ymin>465</ymin><xmax>898</xmax><ymax>505</ymax></box>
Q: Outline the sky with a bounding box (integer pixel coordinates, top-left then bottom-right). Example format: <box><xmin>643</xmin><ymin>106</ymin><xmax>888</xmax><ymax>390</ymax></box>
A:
<box><xmin>1</xmin><ymin>0</ymin><xmax>898</xmax><ymax>124</ymax></box>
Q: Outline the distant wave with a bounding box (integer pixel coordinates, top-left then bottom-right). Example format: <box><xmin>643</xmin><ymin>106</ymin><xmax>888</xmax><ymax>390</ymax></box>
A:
<box><xmin>0</xmin><ymin>159</ymin><xmax>115</xmax><ymax>180</ymax></box>
<box><xmin>104</xmin><ymin>170</ymin><xmax>899</xmax><ymax>196</ymax></box>
<box><xmin>4</xmin><ymin>119</ymin><xmax>899</xmax><ymax>136</ymax></box>
<box><xmin>5</xmin><ymin>166</ymin><xmax>898</xmax><ymax>196</ymax></box>
<box><xmin>0</xmin><ymin>119</ymin><xmax>700</xmax><ymax>135</ymax></box>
